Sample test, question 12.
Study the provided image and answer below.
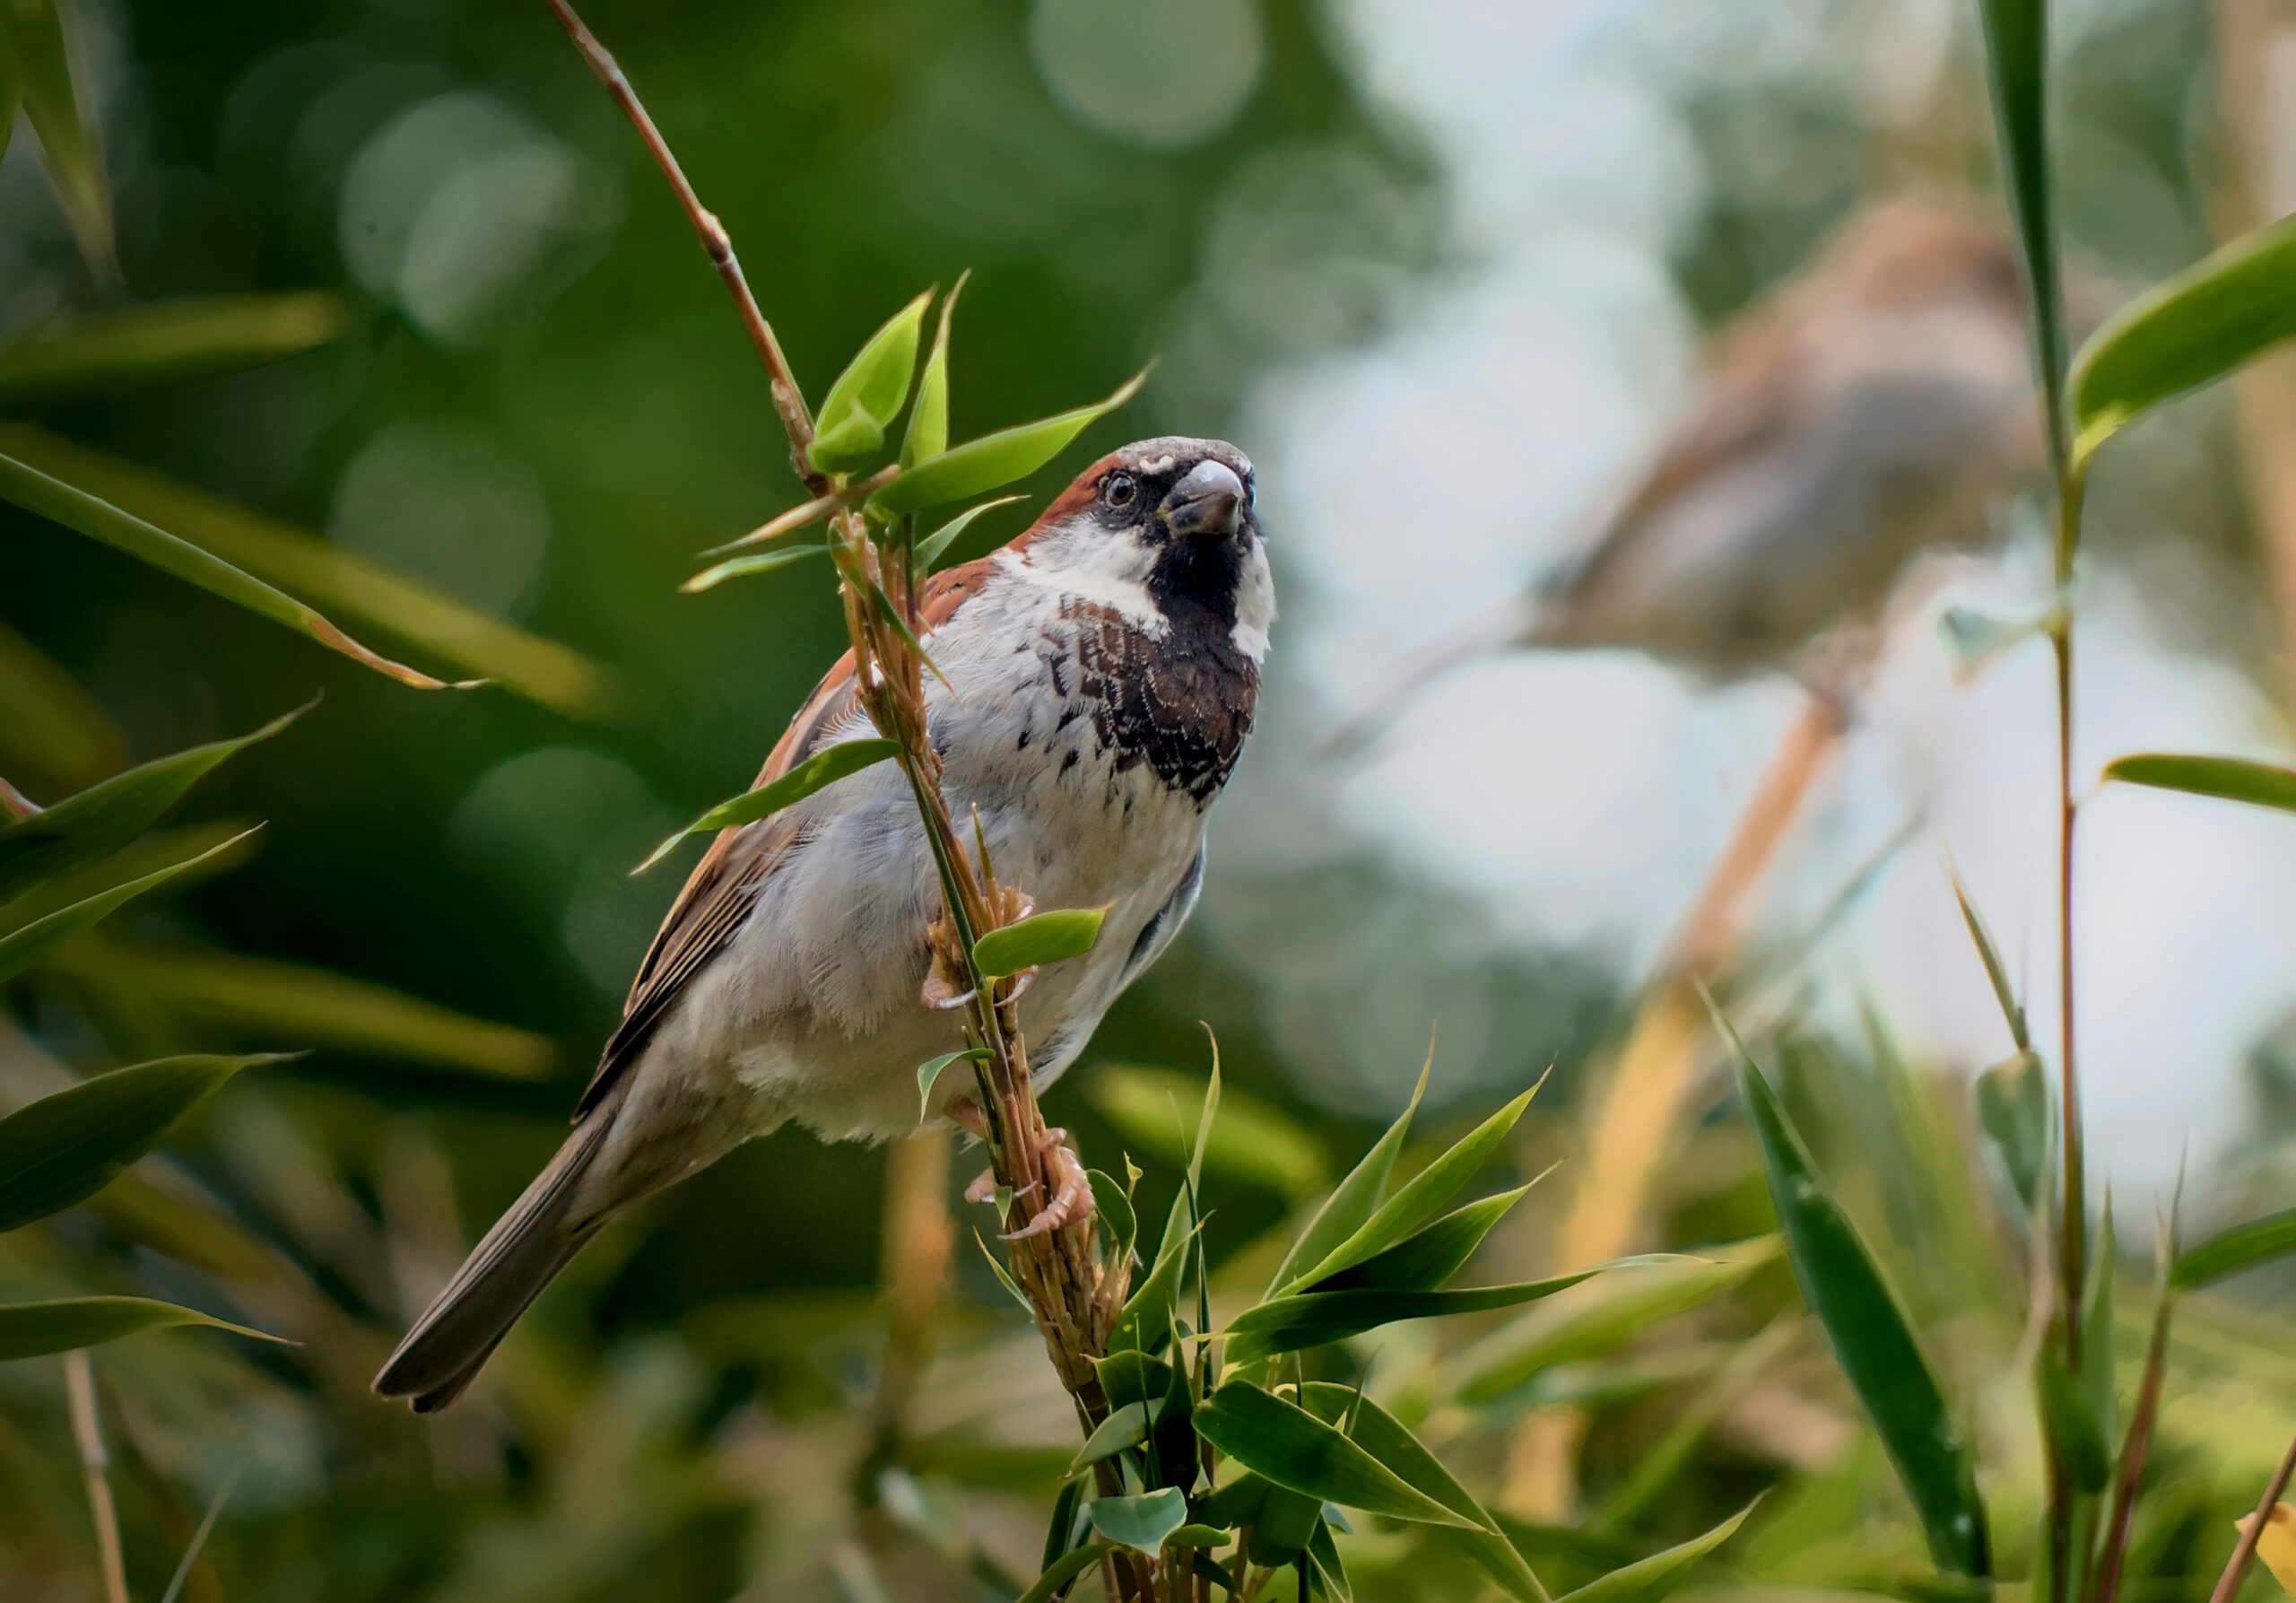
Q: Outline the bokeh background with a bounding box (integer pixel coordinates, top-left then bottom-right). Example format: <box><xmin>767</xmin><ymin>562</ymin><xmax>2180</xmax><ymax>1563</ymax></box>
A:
<box><xmin>7</xmin><ymin>0</ymin><xmax>2296</xmax><ymax>1598</ymax></box>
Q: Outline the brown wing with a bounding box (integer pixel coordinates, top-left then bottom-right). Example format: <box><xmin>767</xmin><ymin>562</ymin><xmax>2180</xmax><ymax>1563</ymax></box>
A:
<box><xmin>573</xmin><ymin>556</ymin><xmax>997</xmax><ymax>1119</ymax></box>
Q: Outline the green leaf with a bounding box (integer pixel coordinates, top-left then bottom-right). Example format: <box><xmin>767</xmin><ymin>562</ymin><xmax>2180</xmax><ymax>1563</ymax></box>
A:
<box><xmin>1446</xmin><ymin>1238</ymin><xmax>1777</xmax><ymax>1406</ymax></box>
<box><xmin>808</xmin><ymin>290</ymin><xmax>931</xmax><ymax>475</ymax></box>
<box><xmin>1192</xmin><ymin>1382</ymin><xmax>1479</xmax><ymax>1529</ymax></box>
<box><xmin>0</xmin><ymin>617</ymin><xmax>124</xmax><ymax>790</ymax></box>
<box><xmin>1268</xmin><ymin>1050</ymin><xmax>1431</xmax><ymax>1294</ymax></box>
<box><xmin>867</xmin><ymin>370</ymin><xmax>1147</xmax><ymax>518</ymax></box>
<box><xmin>51</xmin><ymin>937</ymin><xmax>553</xmax><ymax>1080</ymax></box>
<box><xmin>2102</xmin><ymin>753</ymin><xmax>2296</xmax><ymax>815</ymax></box>
<box><xmin>0</xmin><ymin>0</ymin><xmax>112</xmax><ymax>274</ymax></box>
<box><xmin>2037</xmin><ymin>1343</ymin><xmax>2109</xmax><ymax>1493</ymax></box>
<box><xmin>2071</xmin><ymin>212</ymin><xmax>2296</xmax><ymax>465</ymax></box>
<box><xmin>1555</xmin><ymin>1498</ymin><xmax>1761</xmax><ymax>1603</ymax></box>
<box><xmin>2081</xmin><ymin>1203</ymin><xmax>2118</xmax><ymax>1455</ymax></box>
<box><xmin>0</xmin><ymin>294</ymin><xmax>350</xmax><ymax>409</ymax></box>
<box><xmin>1949</xmin><ymin>867</ymin><xmax>2030</xmax><ymax>1052</ymax></box>
<box><xmin>1089</xmin><ymin>1169</ymin><xmax>1137</xmax><ymax>1264</ymax></box>
<box><xmin>917</xmin><ymin>1048</ymin><xmax>990</xmax><ymax>1123</ymax></box>
<box><xmin>0</xmin><ymin>827</ymin><xmax>258</xmax><ymax>985</ymax></box>
<box><xmin>0</xmin><ymin>702</ymin><xmax>306</xmax><ymax>904</ymax></box>
<box><xmin>1015</xmin><ymin>1538</ymin><xmax>1118</xmax><ymax>1603</ymax></box>
<box><xmin>1317</xmin><ymin>1183</ymin><xmax>1535</xmax><ymax>1294</ymax></box>
<box><xmin>972</xmin><ymin>903</ymin><xmax>1110</xmax><ymax>981</ymax></box>
<box><xmin>1096</xmin><ymin>1350</ymin><xmax>1175</xmax><ymax>1411</ymax></box>
<box><xmin>1308</xmin><ymin>1517</ymin><xmax>1353</xmax><ymax>1601</ymax></box>
<box><xmin>681</xmin><ymin>542</ymin><xmax>830</xmax><ymax>594</ymax></box>
<box><xmin>1110</xmin><ymin>1199</ymin><xmax>1202</xmax><ymax>1354</ymax></box>
<box><xmin>1973</xmin><ymin>1051</ymin><xmax>2049</xmax><ymax>1215</ymax></box>
<box><xmin>1724</xmin><ymin>1014</ymin><xmax>1989</xmax><ymax>1577</ymax></box>
<box><xmin>1041</xmin><ymin>1474</ymin><xmax>1088</xmax><ymax>1573</ymax></box>
<box><xmin>0</xmin><ymin>1295</ymin><xmax>283</xmax><ymax>1361</ymax></box>
<box><xmin>1285</xmin><ymin>1074</ymin><xmax>1547</xmax><ymax>1292</ymax></box>
<box><xmin>1226</xmin><ymin>1268</ymin><xmax>1626</xmax><ymax>1364</ymax></box>
<box><xmin>1296</xmin><ymin>1383</ymin><xmax>1551</xmax><ymax>1603</ymax></box>
<box><xmin>972</xmin><ymin>1229</ymin><xmax>1033</xmax><ymax>1312</ymax></box>
<box><xmin>1088</xmin><ymin>1487</ymin><xmax>1187</xmax><ymax>1555</ymax></box>
<box><xmin>637</xmin><ymin>739</ymin><xmax>900</xmax><ymax>874</ymax></box>
<box><xmin>1070</xmin><ymin>1398</ymin><xmax>1161</xmax><ymax>1471</ymax></box>
<box><xmin>1938</xmin><ymin>599</ymin><xmax>2050</xmax><ymax>684</ymax></box>
<box><xmin>0</xmin><ymin>448</ymin><xmax>478</xmax><ymax>693</ymax></box>
<box><xmin>0</xmin><ymin>1054</ymin><xmax>291</xmax><ymax>1232</ymax></box>
<box><xmin>1974</xmin><ymin>0</ymin><xmax>2068</xmax><ymax>474</ymax></box>
<box><xmin>1089</xmin><ymin>1064</ymin><xmax>1327</xmax><ymax>1198</ymax></box>
<box><xmin>2174</xmin><ymin>1206</ymin><xmax>2296</xmax><ymax>1289</ymax></box>
<box><xmin>901</xmin><ymin>274</ymin><xmax>965</xmax><ymax>468</ymax></box>
<box><xmin>913</xmin><ymin>495</ymin><xmax>1022</xmax><ymax>572</ymax></box>
<box><xmin>0</xmin><ymin>426</ymin><xmax>611</xmax><ymax>717</ymax></box>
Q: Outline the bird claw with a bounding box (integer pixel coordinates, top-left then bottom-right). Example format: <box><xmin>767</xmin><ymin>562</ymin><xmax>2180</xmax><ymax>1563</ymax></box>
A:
<box><xmin>1001</xmin><ymin>1128</ymin><xmax>1095</xmax><ymax>1242</ymax></box>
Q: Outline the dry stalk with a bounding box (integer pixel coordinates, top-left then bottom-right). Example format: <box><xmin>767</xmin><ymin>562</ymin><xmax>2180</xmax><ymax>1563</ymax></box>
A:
<box><xmin>543</xmin><ymin>1</ymin><xmax>1142</xmax><ymax>1588</ymax></box>
<box><xmin>65</xmin><ymin>1351</ymin><xmax>129</xmax><ymax>1603</ymax></box>
<box><xmin>2210</xmin><ymin>1427</ymin><xmax>2296</xmax><ymax>1603</ymax></box>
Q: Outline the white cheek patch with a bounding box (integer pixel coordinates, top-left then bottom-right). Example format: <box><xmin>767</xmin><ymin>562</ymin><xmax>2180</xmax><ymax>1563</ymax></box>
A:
<box><xmin>996</xmin><ymin>540</ymin><xmax>1166</xmax><ymax>634</ymax></box>
<box><xmin>1231</xmin><ymin>544</ymin><xmax>1274</xmax><ymax>662</ymax></box>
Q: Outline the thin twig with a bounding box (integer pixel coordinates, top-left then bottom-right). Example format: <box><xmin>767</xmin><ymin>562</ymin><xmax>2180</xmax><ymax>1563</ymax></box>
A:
<box><xmin>2210</xmin><ymin>1428</ymin><xmax>2296</xmax><ymax>1603</ymax></box>
<box><xmin>2090</xmin><ymin>1290</ymin><xmax>2176</xmax><ymax>1603</ymax></box>
<box><xmin>158</xmin><ymin>1468</ymin><xmax>239</xmax><ymax>1603</ymax></box>
<box><xmin>65</xmin><ymin>1352</ymin><xmax>129</xmax><ymax>1603</ymax></box>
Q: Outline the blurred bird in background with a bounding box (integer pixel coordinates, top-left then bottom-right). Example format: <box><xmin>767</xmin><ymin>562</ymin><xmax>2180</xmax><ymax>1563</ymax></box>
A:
<box><xmin>1326</xmin><ymin>196</ymin><xmax>2044</xmax><ymax>756</ymax></box>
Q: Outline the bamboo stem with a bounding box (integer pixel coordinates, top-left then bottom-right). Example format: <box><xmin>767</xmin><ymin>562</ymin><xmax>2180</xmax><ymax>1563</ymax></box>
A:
<box><xmin>2210</xmin><ymin>1428</ymin><xmax>2296</xmax><ymax>1603</ymax></box>
<box><xmin>65</xmin><ymin>1352</ymin><xmax>129</xmax><ymax>1603</ymax></box>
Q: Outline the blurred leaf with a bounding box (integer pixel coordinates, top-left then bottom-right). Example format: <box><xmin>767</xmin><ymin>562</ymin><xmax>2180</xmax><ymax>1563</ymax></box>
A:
<box><xmin>1949</xmin><ymin>867</ymin><xmax>2031</xmax><ymax>1051</ymax></box>
<box><xmin>637</xmin><ymin>739</ymin><xmax>900</xmax><ymax>873</ymax></box>
<box><xmin>809</xmin><ymin>290</ymin><xmax>930</xmax><ymax>474</ymax></box>
<box><xmin>2037</xmin><ymin>1344</ymin><xmax>2109</xmax><ymax>1493</ymax></box>
<box><xmin>2102</xmin><ymin>753</ymin><xmax>2296</xmax><ymax>815</ymax></box>
<box><xmin>1228</xmin><ymin>1265</ymin><xmax>1648</xmax><ymax>1364</ymax></box>
<box><xmin>913</xmin><ymin>495</ymin><xmax>1022</xmax><ymax>572</ymax></box>
<box><xmin>0</xmin><ymin>701</ymin><xmax>304</xmax><ymax>904</ymax></box>
<box><xmin>916</xmin><ymin>1047</ymin><xmax>989</xmax><ymax>1122</ymax></box>
<box><xmin>901</xmin><ymin>274</ymin><xmax>965</xmax><ymax>468</ymax></box>
<box><xmin>0</xmin><ymin>0</ymin><xmax>112</xmax><ymax>274</ymax></box>
<box><xmin>0</xmin><ymin>48</ymin><xmax>17</xmax><ymax>166</ymax></box>
<box><xmin>2072</xmin><ymin>213</ymin><xmax>2296</xmax><ymax>464</ymax></box>
<box><xmin>2174</xmin><ymin>1207</ymin><xmax>2296</xmax><ymax>1289</ymax></box>
<box><xmin>0</xmin><ymin>1294</ymin><xmax>282</xmax><ymax>1360</ymax></box>
<box><xmin>867</xmin><ymin>370</ymin><xmax>1146</xmax><ymax>517</ymax></box>
<box><xmin>1318</xmin><ymin>1183</ymin><xmax>1533</xmax><ymax>1294</ymax></box>
<box><xmin>0</xmin><ymin>819</ymin><xmax>253</xmax><ymax>928</ymax></box>
<box><xmin>1089</xmin><ymin>1063</ymin><xmax>1326</xmax><ymax>1198</ymax></box>
<box><xmin>0</xmin><ymin>426</ymin><xmax>612</xmax><ymax>715</ymax></box>
<box><xmin>1596</xmin><ymin>1316</ymin><xmax>1801</xmax><ymax>1532</ymax></box>
<box><xmin>1973</xmin><ymin>1051</ymin><xmax>2048</xmax><ymax>1215</ymax></box>
<box><xmin>973</xmin><ymin>903</ymin><xmax>1109</xmax><ymax>980</ymax></box>
<box><xmin>0</xmin><ymin>617</ymin><xmax>125</xmax><ymax>788</ymax></box>
<box><xmin>0</xmin><ymin>1052</ymin><xmax>289</xmax><ymax>1232</ymax></box>
<box><xmin>0</xmin><ymin>447</ymin><xmax>479</xmax><ymax>693</ymax></box>
<box><xmin>1974</xmin><ymin>0</ymin><xmax>2068</xmax><ymax>473</ymax></box>
<box><xmin>57</xmin><ymin>937</ymin><xmax>554</xmax><ymax>1079</ymax></box>
<box><xmin>1193</xmin><ymin>1381</ymin><xmax>1477</xmax><ymax>1529</ymax></box>
<box><xmin>1938</xmin><ymin>600</ymin><xmax>2050</xmax><ymax>684</ymax></box>
<box><xmin>2083</xmin><ymin>1207</ymin><xmax>2118</xmax><ymax>1451</ymax></box>
<box><xmin>0</xmin><ymin>294</ymin><xmax>350</xmax><ymax>408</ymax></box>
<box><xmin>1448</xmin><ymin>1239</ymin><xmax>1777</xmax><ymax>1407</ymax></box>
<box><xmin>1285</xmin><ymin>1074</ymin><xmax>1547</xmax><ymax>1292</ymax></box>
<box><xmin>1087</xmin><ymin>1487</ymin><xmax>1186</xmax><ymax>1555</ymax></box>
<box><xmin>1725</xmin><ymin>1013</ymin><xmax>1990</xmax><ymax>1577</ymax></box>
<box><xmin>681</xmin><ymin>542</ymin><xmax>829</xmax><ymax>594</ymax></box>
<box><xmin>0</xmin><ymin>827</ymin><xmax>257</xmax><ymax>984</ymax></box>
<box><xmin>1556</xmin><ymin>1498</ymin><xmax>1761</xmax><ymax>1603</ymax></box>
<box><xmin>1268</xmin><ymin>1049</ymin><xmax>1430</xmax><ymax>1294</ymax></box>
<box><xmin>1015</xmin><ymin>1539</ymin><xmax>1118</xmax><ymax>1603</ymax></box>
<box><xmin>1298</xmin><ymin>1382</ymin><xmax>1551</xmax><ymax>1602</ymax></box>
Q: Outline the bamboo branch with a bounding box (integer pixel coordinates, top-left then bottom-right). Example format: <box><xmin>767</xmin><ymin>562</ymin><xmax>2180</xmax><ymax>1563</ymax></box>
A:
<box><xmin>2210</xmin><ymin>1427</ymin><xmax>2296</xmax><ymax>1603</ymax></box>
<box><xmin>65</xmin><ymin>1352</ymin><xmax>129</xmax><ymax>1603</ymax></box>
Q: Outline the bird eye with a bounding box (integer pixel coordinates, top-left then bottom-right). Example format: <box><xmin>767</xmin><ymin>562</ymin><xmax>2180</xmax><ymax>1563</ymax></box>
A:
<box><xmin>1102</xmin><ymin>472</ymin><xmax>1138</xmax><ymax>510</ymax></box>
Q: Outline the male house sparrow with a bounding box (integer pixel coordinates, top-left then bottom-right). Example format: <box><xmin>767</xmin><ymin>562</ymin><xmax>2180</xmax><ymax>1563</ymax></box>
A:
<box><xmin>376</xmin><ymin>439</ymin><xmax>1271</xmax><ymax>1411</ymax></box>
<box><xmin>1329</xmin><ymin>197</ymin><xmax>2039</xmax><ymax>752</ymax></box>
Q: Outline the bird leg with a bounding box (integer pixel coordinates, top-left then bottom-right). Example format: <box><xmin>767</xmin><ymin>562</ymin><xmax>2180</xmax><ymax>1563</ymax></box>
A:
<box><xmin>1001</xmin><ymin>1128</ymin><xmax>1096</xmax><ymax>1242</ymax></box>
<box><xmin>919</xmin><ymin>913</ymin><xmax>976</xmax><ymax>1012</ymax></box>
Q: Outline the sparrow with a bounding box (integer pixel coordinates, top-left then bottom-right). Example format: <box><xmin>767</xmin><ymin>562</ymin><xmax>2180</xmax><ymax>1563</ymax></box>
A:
<box><xmin>1326</xmin><ymin>196</ymin><xmax>2041</xmax><ymax>754</ymax></box>
<box><xmin>376</xmin><ymin>438</ymin><xmax>1271</xmax><ymax>1412</ymax></box>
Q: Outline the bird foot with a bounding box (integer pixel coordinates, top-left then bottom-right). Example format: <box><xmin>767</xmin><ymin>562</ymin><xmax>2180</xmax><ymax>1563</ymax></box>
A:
<box><xmin>961</xmin><ymin>1126</ymin><xmax>1096</xmax><ymax>1241</ymax></box>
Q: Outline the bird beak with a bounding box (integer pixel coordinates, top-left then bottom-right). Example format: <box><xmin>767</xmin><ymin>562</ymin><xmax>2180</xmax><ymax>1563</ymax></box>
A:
<box><xmin>1161</xmin><ymin>460</ymin><xmax>1245</xmax><ymax>539</ymax></box>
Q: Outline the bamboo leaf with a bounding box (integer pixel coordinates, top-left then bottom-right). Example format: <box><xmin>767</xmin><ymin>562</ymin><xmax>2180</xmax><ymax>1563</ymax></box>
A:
<box><xmin>1555</xmin><ymin>1498</ymin><xmax>1761</xmax><ymax>1603</ymax></box>
<box><xmin>1090</xmin><ymin>1063</ymin><xmax>1327</xmax><ymax>1198</ymax></box>
<box><xmin>1949</xmin><ymin>866</ymin><xmax>2030</xmax><ymax>1052</ymax></box>
<box><xmin>1193</xmin><ymin>1381</ymin><xmax>1479</xmax><ymax>1529</ymax></box>
<box><xmin>0</xmin><ymin>702</ymin><xmax>306</xmax><ymax>904</ymax></box>
<box><xmin>1088</xmin><ymin>1487</ymin><xmax>1186</xmax><ymax>1555</ymax></box>
<box><xmin>1268</xmin><ymin>1050</ymin><xmax>1431</xmax><ymax>1294</ymax></box>
<box><xmin>1312</xmin><ymin>1185</ymin><xmax>1535</xmax><ymax>1294</ymax></box>
<box><xmin>2037</xmin><ymin>1344</ymin><xmax>2109</xmax><ymax>1493</ymax></box>
<box><xmin>0</xmin><ymin>448</ymin><xmax>479</xmax><ymax>693</ymax></box>
<box><xmin>913</xmin><ymin>495</ymin><xmax>1022</xmax><ymax>572</ymax></box>
<box><xmin>1227</xmin><ymin>1267</ymin><xmax>1649</xmax><ymax>1365</ymax></box>
<box><xmin>901</xmin><ymin>273</ymin><xmax>965</xmax><ymax>468</ymax></box>
<box><xmin>1308</xmin><ymin>1516</ymin><xmax>1353</xmax><ymax>1601</ymax></box>
<box><xmin>0</xmin><ymin>827</ymin><xmax>258</xmax><ymax>984</ymax></box>
<box><xmin>0</xmin><ymin>294</ymin><xmax>350</xmax><ymax>408</ymax></box>
<box><xmin>0</xmin><ymin>1295</ymin><xmax>284</xmax><ymax>1361</ymax></box>
<box><xmin>0</xmin><ymin>426</ymin><xmax>611</xmax><ymax>715</ymax></box>
<box><xmin>972</xmin><ymin>903</ymin><xmax>1109</xmax><ymax>981</ymax></box>
<box><xmin>1973</xmin><ymin>1050</ymin><xmax>2049</xmax><ymax>1215</ymax></box>
<box><xmin>917</xmin><ymin>1048</ymin><xmax>990</xmax><ymax>1123</ymax></box>
<box><xmin>1070</xmin><ymin>1398</ymin><xmax>1161</xmax><ymax>1471</ymax></box>
<box><xmin>866</xmin><ymin>370</ymin><xmax>1145</xmax><ymax>518</ymax></box>
<box><xmin>0</xmin><ymin>1054</ymin><xmax>291</xmax><ymax>1232</ymax></box>
<box><xmin>681</xmin><ymin>543</ymin><xmax>830</xmax><ymax>594</ymax></box>
<box><xmin>1723</xmin><ymin>1010</ymin><xmax>1990</xmax><ymax>1576</ymax></box>
<box><xmin>1015</xmin><ymin>1539</ymin><xmax>1118</xmax><ymax>1603</ymax></box>
<box><xmin>0</xmin><ymin>0</ymin><xmax>111</xmax><ymax>274</ymax></box>
<box><xmin>0</xmin><ymin>617</ymin><xmax>124</xmax><ymax>788</ymax></box>
<box><xmin>636</xmin><ymin>739</ymin><xmax>900</xmax><ymax>874</ymax></box>
<box><xmin>2102</xmin><ymin>753</ymin><xmax>2296</xmax><ymax>815</ymax></box>
<box><xmin>808</xmin><ymin>290</ymin><xmax>931</xmax><ymax>474</ymax></box>
<box><xmin>1975</xmin><ymin>0</ymin><xmax>2069</xmax><ymax>473</ymax></box>
<box><xmin>2072</xmin><ymin>213</ymin><xmax>2296</xmax><ymax>465</ymax></box>
<box><xmin>2174</xmin><ymin>1207</ymin><xmax>2296</xmax><ymax>1289</ymax></box>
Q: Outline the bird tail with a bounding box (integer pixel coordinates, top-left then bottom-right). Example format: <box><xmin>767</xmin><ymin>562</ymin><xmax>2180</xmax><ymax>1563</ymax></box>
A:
<box><xmin>1315</xmin><ymin>593</ymin><xmax>1543</xmax><ymax>764</ymax></box>
<box><xmin>372</xmin><ymin>1111</ymin><xmax>615</xmax><ymax>1413</ymax></box>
